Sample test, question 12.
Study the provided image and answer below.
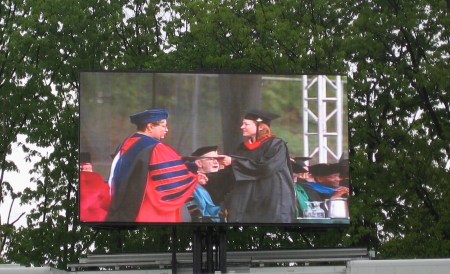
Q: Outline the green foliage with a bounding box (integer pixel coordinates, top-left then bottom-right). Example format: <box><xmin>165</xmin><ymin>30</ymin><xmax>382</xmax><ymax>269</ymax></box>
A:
<box><xmin>0</xmin><ymin>0</ymin><xmax>449</xmax><ymax>268</ymax></box>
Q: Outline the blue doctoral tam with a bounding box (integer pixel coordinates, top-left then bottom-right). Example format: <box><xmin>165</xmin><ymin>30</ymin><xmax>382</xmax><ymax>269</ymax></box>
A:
<box><xmin>130</xmin><ymin>109</ymin><xmax>169</xmax><ymax>125</ymax></box>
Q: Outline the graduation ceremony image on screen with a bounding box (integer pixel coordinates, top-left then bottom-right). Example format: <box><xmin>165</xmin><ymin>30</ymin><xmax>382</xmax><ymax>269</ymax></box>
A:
<box><xmin>79</xmin><ymin>72</ymin><xmax>349</xmax><ymax>226</ymax></box>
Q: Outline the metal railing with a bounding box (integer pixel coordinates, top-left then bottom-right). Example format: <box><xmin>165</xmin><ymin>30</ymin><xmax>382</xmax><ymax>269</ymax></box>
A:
<box><xmin>67</xmin><ymin>247</ymin><xmax>370</xmax><ymax>271</ymax></box>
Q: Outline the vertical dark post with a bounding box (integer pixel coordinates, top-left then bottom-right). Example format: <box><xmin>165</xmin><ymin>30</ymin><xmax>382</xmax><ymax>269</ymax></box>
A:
<box><xmin>111</xmin><ymin>228</ymin><xmax>124</xmax><ymax>253</ymax></box>
<box><xmin>193</xmin><ymin>226</ymin><xmax>203</xmax><ymax>273</ymax></box>
<box><xmin>219</xmin><ymin>227</ymin><xmax>227</xmax><ymax>273</ymax></box>
<box><xmin>118</xmin><ymin>229</ymin><xmax>123</xmax><ymax>252</ymax></box>
<box><xmin>206</xmin><ymin>226</ymin><xmax>214</xmax><ymax>272</ymax></box>
<box><xmin>214</xmin><ymin>233</ymin><xmax>219</xmax><ymax>270</ymax></box>
<box><xmin>172</xmin><ymin>226</ymin><xmax>177</xmax><ymax>274</ymax></box>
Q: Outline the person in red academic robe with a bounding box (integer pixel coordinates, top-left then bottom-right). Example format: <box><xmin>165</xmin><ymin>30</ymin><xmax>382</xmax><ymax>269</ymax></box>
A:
<box><xmin>79</xmin><ymin>152</ymin><xmax>111</xmax><ymax>222</ymax></box>
<box><xmin>106</xmin><ymin>109</ymin><xmax>207</xmax><ymax>223</ymax></box>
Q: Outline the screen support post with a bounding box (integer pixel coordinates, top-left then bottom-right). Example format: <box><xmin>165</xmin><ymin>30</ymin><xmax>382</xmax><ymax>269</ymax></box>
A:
<box><xmin>172</xmin><ymin>226</ymin><xmax>177</xmax><ymax>274</ymax></box>
<box><xmin>192</xmin><ymin>225</ymin><xmax>227</xmax><ymax>273</ymax></box>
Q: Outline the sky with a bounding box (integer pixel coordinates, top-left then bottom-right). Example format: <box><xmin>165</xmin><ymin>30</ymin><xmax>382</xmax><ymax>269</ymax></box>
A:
<box><xmin>2</xmin><ymin>135</ymin><xmax>40</xmax><ymax>227</ymax></box>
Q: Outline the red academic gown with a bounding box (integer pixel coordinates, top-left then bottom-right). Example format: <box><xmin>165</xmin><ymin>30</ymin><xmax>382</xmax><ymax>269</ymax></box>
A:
<box><xmin>80</xmin><ymin>171</ymin><xmax>111</xmax><ymax>222</ymax></box>
<box><xmin>107</xmin><ymin>133</ymin><xmax>199</xmax><ymax>223</ymax></box>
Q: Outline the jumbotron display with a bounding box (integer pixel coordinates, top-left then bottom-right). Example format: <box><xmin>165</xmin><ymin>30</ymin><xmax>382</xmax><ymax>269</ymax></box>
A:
<box><xmin>79</xmin><ymin>72</ymin><xmax>350</xmax><ymax>226</ymax></box>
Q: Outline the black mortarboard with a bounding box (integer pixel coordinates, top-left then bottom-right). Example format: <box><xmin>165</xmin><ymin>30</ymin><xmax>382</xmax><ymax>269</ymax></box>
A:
<box><xmin>244</xmin><ymin>109</ymin><xmax>280</xmax><ymax>126</ymax></box>
<box><xmin>80</xmin><ymin>152</ymin><xmax>91</xmax><ymax>163</ymax></box>
<box><xmin>191</xmin><ymin>145</ymin><xmax>219</xmax><ymax>157</ymax></box>
<box><xmin>291</xmin><ymin>156</ymin><xmax>312</xmax><ymax>173</ymax></box>
<box><xmin>130</xmin><ymin>109</ymin><xmax>169</xmax><ymax>126</ymax></box>
<box><xmin>309</xmin><ymin>163</ymin><xmax>341</xmax><ymax>177</ymax></box>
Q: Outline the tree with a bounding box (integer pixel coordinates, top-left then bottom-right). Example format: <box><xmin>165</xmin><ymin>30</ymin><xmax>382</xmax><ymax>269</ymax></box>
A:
<box><xmin>0</xmin><ymin>0</ymin><xmax>449</xmax><ymax>268</ymax></box>
<box><xmin>1</xmin><ymin>0</ymin><xmax>58</xmax><ymax>257</ymax></box>
<box><xmin>344</xmin><ymin>0</ymin><xmax>450</xmax><ymax>257</ymax></box>
<box><xmin>1</xmin><ymin>0</ymin><xmax>126</xmax><ymax>266</ymax></box>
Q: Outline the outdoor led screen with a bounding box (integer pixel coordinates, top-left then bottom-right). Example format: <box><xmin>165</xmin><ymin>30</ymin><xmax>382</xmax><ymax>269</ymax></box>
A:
<box><xmin>79</xmin><ymin>72</ymin><xmax>350</xmax><ymax>227</ymax></box>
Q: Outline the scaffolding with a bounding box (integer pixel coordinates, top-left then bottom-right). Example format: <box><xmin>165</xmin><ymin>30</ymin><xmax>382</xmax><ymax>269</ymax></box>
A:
<box><xmin>302</xmin><ymin>75</ymin><xmax>345</xmax><ymax>163</ymax></box>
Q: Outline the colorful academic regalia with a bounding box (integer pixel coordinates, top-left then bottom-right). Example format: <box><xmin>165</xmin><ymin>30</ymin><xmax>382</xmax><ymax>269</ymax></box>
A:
<box><xmin>107</xmin><ymin>133</ymin><xmax>199</xmax><ymax>223</ymax></box>
<box><xmin>301</xmin><ymin>182</ymin><xmax>338</xmax><ymax>201</ymax></box>
<box><xmin>190</xmin><ymin>185</ymin><xmax>222</xmax><ymax>222</ymax></box>
<box><xmin>80</xmin><ymin>171</ymin><xmax>111</xmax><ymax>222</ymax></box>
<box><xmin>295</xmin><ymin>183</ymin><xmax>310</xmax><ymax>216</ymax></box>
<box><xmin>203</xmin><ymin>168</ymin><xmax>235</xmax><ymax>206</ymax></box>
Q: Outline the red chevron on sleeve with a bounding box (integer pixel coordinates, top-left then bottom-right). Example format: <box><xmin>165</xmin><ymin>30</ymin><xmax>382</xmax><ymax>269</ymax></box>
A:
<box><xmin>136</xmin><ymin>143</ymin><xmax>199</xmax><ymax>222</ymax></box>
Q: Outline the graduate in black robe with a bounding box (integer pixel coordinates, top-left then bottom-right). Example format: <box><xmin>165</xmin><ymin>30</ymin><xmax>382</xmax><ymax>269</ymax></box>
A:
<box><xmin>221</xmin><ymin>110</ymin><xmax>297</xmax><ymax>223</ymax></box>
